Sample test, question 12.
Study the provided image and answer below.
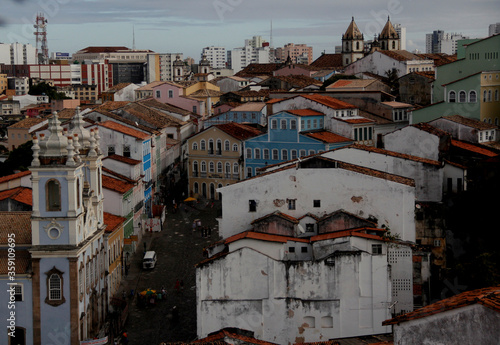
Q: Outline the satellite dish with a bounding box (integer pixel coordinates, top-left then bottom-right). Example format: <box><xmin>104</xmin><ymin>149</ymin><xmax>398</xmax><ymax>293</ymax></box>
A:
<box><xmin>297</xmin><ymin>224</ymin><xmax>305</xmax><ymax>233</ymax></box>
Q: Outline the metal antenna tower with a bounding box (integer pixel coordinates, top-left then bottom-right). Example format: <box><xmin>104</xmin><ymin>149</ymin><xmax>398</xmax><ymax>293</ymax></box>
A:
<box><xmin>34</xmin><ymin>13</ymin><xmax>49</xmax><ymax>64</ymax></box>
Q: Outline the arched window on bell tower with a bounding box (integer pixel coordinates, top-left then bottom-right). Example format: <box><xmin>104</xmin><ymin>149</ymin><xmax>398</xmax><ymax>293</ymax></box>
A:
<box><xmin>46</xmin><ymin>179</ymin><xmax>61</xmax><ymax>211</ymax></box>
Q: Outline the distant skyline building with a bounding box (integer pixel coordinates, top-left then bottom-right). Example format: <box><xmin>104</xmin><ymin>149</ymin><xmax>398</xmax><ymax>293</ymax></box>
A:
<box><xmin>227</xmin><ymin>36</ymin><xmax>271</xmax><ymax>73</ymax></box>
<box><xmin>0</xmin><ymin>43</ymin><xmax>37</xmax><ymax>65</ymax></box>
<box><xmin>201</xmin><ymin>46</ymin><xmax>226</xmax><ymax>69</ymax></box>
<box><xmin>394</xmin><ymin>23</ymin><xmax>406</xmax><ymax>50</ymax></box>
<box><xmin>275</xmin><ymin>43</ymin><xmax>313</xmax><ymax>64</ymax></box>
<box><xmin>489</xmin><ymin>22</ymin><xmax>500</xmax><ymax>36</ymax></box>
<box><xmin>425</xmin><ymin>30</ymin><xmax>469</xmax><ymax>55</ymax></box>
<box><xmin>146</xmin><ymin>52</ymin><xmax>184</xmax><ymax>83</ymax></box>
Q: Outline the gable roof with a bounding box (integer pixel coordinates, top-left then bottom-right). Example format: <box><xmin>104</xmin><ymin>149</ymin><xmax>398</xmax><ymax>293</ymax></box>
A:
<box><xmin>303</xmin><ymin>131</ymin><xmax>352</xmax><ymax>144</ymax></box>
<box><xmin>383</xmin><ymin>286</ymin><xmax>500</xmax><ymax>326</ymax></box>
<box><xmin>8</xmin><ymin>117</ymin><xmax>46</xmax><ymax>129</ymax></box>
<box><xmin>286</xmin><ymin>109</ymin><xmax>325</xmax><ymax>117</ymax></box>
<box><xmin>215</xmin><ymin>122</ymin><xmax>262</xmax><ymax>140</ymax></box>
<box><xmin>299</xmin><ymin>94</ymin><xmax>357</xmax><ymax>109</ymax></box>
<box><xmin>235</xmin><ymin>63</ymin><xmax>284</xmax><ymax>77</ymax></box>
<box><xmin>451</xmin><ymin>139</ymin><xmax>500</xmax><ymax>157</ymax></box>
<box><xmin>438</xmin><ymin>114</ymin><xmax>498</xmax><ymax>131</ymax></box>
<box><xmin>104</xmin><ymin>83</ymin><xmax>134</xmax><ymax>93</ymax></box>
<box><xmin>230</xmin><ymin>102</ymin><xmax>266</xmax><ymax>112</ymax></box>
<box><xmin>378</xmin><ymin>50</ymin><xmax>425</xmax><ymax>62</ymax></box>
<box><xmin>104</xmin><ymin>154</ymin><xmax>142</xmax><ymax>166</ymax></box>
<box><xmin>251</xmin><ymin>211</ymin><xmax>299</xmax><ymax>225</ymax></box>
<box><xmin>326</xmin><ymin>79</ymin><xmax>380</xmax><ymax>90</ymax></box>
<box><xmin>102</xmin><ymin>175</ymin><xmax>134</xmax><ymax>194</ymax></box>
<box><xmin>0</xmin><ymin>171</ymin><xmax>31</xmax><ymax>184</ymax></box>
<box><xmin>310</xmin><ymin>54</ymin><xmax>343</xmax><ymax>69</ymax></box>
<box><xmin>0</xmin><ymin>187</ymin><xmax>32</xmax><ymax>206</ymax></box>
<box><xmin>97</xmin><ymin>120</ymin><xmax>150</xmax><ymax>140</ymax></box>
<box><xmin>103</xmin><ymin>212</ymin><xmax>126</xmax><ymax>234</ymax></box>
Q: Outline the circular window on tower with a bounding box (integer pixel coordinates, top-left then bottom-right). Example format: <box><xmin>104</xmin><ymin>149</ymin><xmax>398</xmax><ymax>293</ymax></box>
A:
<box><xmin>48</xmin><ymin>227</ymin><xmax>61</xmax><ymax>239</ymax></box>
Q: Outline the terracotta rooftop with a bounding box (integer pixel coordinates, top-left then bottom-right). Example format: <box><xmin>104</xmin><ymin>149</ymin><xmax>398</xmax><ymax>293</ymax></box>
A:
<box><xmin>251</xmin><ymin>211</ymin><xmax>300</xmax><ymax>225</ymax></box>
<box><xmin>310</xmin><ymin>53</ymin><xmax>343</xmax><ymax>68</ymax></box>
<box><xmin>119</xmin><ymin>102</ymin><xmax>185</xmax><ymax>129</ymax></box>
<box><xmin>326</xmin><ymin>79</ymin><xmax>379</xmax><ymax>89</ymax></box>
<box><xmin>136</xmin><ymin>81</ymin><xmax>166</xmax><ymax>91</ymax></box>
<box><xmin>415</xmin><ymin>53</ymin><xmax>457</xmax><ymax>67</ymax></box>
<box><xmin>90</xmin><ymin>108</ymin><xmax>159</xmax><ymax>135</ymax></box>
<box><xmin>224</xmin><ymin>231</ymin><xmax>309</xmax><ymax>246</ymax></box>
<box><xmin>104</xmin><ymin>154</ymin><xmax>142</xmax><ymax>166</ymax></box>
<box><xmin>300</xmin><ymin>94</ymin><xmax>357</xmax><ymax>109</ymax></box>
<box><xmin>189</xmin><ymin>89</ymin><xmax>224</xmax><ymax>98</ymax></box>
<box><xmin>102</xmin><ymin>175</ymin><xmax>134</xmax><ymax>194</ymax></box>
<box><xmin>383</xmin><ymin>286</ymin><xmax>500</xmax><ymax>325</ymax></box>
<box><xmin>439</xmin><ymin>114</ymin><xmax>498</xmax><ymax>130</ymax></box>
<box><xmin>0</xmin><ymin>187</ymin><xmax>32</xmax><ymax>206</ymax></box>
<box><xmin>103</xmin><ymin>212</ymin><xmax>126</xmax><ymax>234</ymax></box>
<box><xmin>8</xmin><ymin>117</ymin><xmax>47</xmax><ymax>129</ymax></box>
<box><xmin>98</xmin><ymin>120</ymin><xmax>150</xmax><ymax>140</ymax></box>
<box><xmin>0</xmin><ymin>171</ymin><xmax>31</xmax><ymax>184</ymax></box>
<box><xmin>0</xmin><ymin>249</ymin><xmax>31</xmax><ymax>275</ymax></box>
<box><xmin>138</xmin><ymin>98</ymin><xmax>194</xmax><ymax>117</ymax></box>
<box><xmin>102</xmin><ymin>167</ymin><xmax>137</xmax><ymax>184</ymax></box>
<box><xmin>341</xmin><ymin>118</ymin><xmax>375</xmax><ymax>124</ymax></box>
<box><xmin>235</xmin><ymin>63</ymin><xmax>284</xmax><ymax>77</ymax></box>
<box><xmin>378</xmin><ymin>50</ymin><xmax>425</xmax><ymax>62</ymax></box>
<box><xmin>266</xmin><ymin>75</ymin><xmax>323</xmax><ymax>89</ymax></box>
<box><xmin>286</xmin><ymin>109</ymin><xmax>325</xmax><ymax>117</ymax></box>
<box><xmin>0</xmin><ymin>211</ymin><xmax>32</xmax><ymax>245</ymax></box>
<box><xmin>97</xmin><ymin>101</ymin><xmax>130</xmax><ymax>111</ymax></box>
<box><xmin>215</xmin><ymin>122</ymin><xmax>262</xmax><ymax>141</ymax></box>
<box><xmin>104</xmin><ymin>83</ymin><xmax>133</xmax><ymax>93</ymax></box>
<box><xmin>304</xmin><ymin>131</ymin><xmax>352</xmax><ymax>144</ymax></box>
<box><xmin>311</xmin><ymin>227</ymin><xmax>387</xmax><ymax>243</ymax></box>
<box><xmin>451</xmin><ymin>139</ymin><xmax>499</xmax><ymax>157</ymax></box>
<box><xmin>230</xmin><ymin>102</ymin><xmax>266</xmax><ymax>112</ymax></box>
<box><xmin>411</xmin><ymin>122</ymin><xmax>450</xmax><ymax>138</ymax></box>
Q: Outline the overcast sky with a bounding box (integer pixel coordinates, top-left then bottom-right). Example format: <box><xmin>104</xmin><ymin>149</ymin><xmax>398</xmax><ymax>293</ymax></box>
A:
<box><xmin>1</xmin><ymin>0</ymin><xmax>498</xmax><ymax>61</ymax></box>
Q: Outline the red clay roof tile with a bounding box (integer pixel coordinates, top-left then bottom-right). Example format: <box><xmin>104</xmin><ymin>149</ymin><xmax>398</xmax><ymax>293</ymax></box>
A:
<box><xmin>383</xmin><ymin>286</ymin><xmax>500</xmax><ymax>325</ymax></box>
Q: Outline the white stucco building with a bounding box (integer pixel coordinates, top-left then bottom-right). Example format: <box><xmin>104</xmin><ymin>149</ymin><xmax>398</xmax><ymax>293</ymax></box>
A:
<box><xmin>217</xmin><ymin>156</ymin><xmax>416</xmax><ymax>242</ymax></box>
<box><xmin>0</xmin><ymin>43</ymin><xmax>37</xmax><ymax>65</ymax></box>
<box><xmin>202</xmin><ymin>46</ymin><xmax>226</xmax><ymax>69</ymax></box>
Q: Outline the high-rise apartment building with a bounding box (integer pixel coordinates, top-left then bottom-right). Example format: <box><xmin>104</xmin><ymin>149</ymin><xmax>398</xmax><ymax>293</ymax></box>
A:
<box><xmin>426</xmin><ymin>31</ymin><xmax>469</xmax><ymax>55</ymax></box>
<box><xmin>228</xmin><ymin>37</ymin><xmax>271</xmax><ymax>73</ymax></box>
<box><xmin>0</xmin><ymin>43</ymin><xmax>37</xmax><ymax>65</ymax></box>
<box><xmin>202</xmin><ymin>46</ymin><xmax>226</xmax><ymax>69</ymax></box>
<box><xmin>275</xmin><ymin>43</ymin><xmax>313</xmax><ymax>64</ymax></box>
<box><xmin>146</xmin><ymin>53</ymin><xmax>184</xmax><ymax>83</ymax></box>
<box><xmin>489</xmin><ymin>23</ymin><xmax>500</xmax><ymax>36</ymax></box>
<box><xmin>394</xmin><ymin>23</ymin><xmax>407</xmax><ymax>50</ymax></box>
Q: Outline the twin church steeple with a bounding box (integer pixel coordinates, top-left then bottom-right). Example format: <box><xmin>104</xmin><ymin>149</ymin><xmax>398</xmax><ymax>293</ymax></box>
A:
<box><xmin>341</xmin><ymin>16</ymin><xmax>401</xmax><ymax>66</ymax></box>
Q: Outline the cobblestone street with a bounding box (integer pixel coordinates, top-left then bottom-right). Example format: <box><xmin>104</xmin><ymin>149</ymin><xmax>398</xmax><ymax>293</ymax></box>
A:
<box><xmin>118</xmin><ymin>197</ymin><xmax>221</xmax><ymax>344</ymax></box>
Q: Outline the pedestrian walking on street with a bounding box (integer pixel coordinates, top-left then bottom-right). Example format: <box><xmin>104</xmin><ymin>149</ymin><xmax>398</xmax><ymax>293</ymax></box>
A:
<box><xmin>192</xmin><ymin>221</ymin><xmax>196</xmax><ymax>231</ymax></box>
<box><xmin>180</xmin><ymin>279</ymin><xmax>184</xmax><ymax>291</ymax></box>
<box><xmin>174</xmin><ymin>279</ymin><xmax>180</xmax><ymax>292</ymax></box>
<box><xmin>208</xmin><ymin>226</ymin><xmax>212</xmax><ymax>237</ymax></box>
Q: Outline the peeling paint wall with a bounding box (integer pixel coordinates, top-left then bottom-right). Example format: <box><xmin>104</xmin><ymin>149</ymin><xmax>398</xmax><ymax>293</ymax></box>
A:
<box><xmin>197</xmin><ymin>238</ymin><xmax>399</xmax><ymax>343</ymax></box>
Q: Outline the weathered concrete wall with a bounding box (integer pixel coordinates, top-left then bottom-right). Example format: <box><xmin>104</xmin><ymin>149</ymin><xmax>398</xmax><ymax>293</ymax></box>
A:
<box><xmin>393</xmin><ymin>304</ymin><xmax>500</xmax><ymax>345</ymax></box>
<box><xmin>218</xmin><ymin>165</ymin><xmax>415</xmax><ymax>242</ymax></box>
<box><xmin>324</xmin><ymin>147</ymin><xmax>443</xmax><ymax>202</ymax></box>
<box><xmin>197</xmin><ymin>241</ymin><xmax>395</xmax><ymax>343</ymax></box>
<box><xmin>384</xmin><ymin>126</ymin><xmax>441</xmax><ymax>161</ymax></box>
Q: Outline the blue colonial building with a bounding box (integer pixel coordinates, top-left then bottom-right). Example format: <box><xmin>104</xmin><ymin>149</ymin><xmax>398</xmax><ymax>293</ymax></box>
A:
<box><xmin>244</xmin><ymin>109</ymin><xmax>352</xmax><ymax>177</ymax></box>
<box><xmin>203</xmin><ymin>102</ymin><xmax>267</xmax><ymax>129</ymax></box>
